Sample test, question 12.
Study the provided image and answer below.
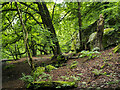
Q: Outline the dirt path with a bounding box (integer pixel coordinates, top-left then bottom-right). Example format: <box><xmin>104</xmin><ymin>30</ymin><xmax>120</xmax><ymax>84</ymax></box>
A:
<box><xmin>2</xmin><ymin>48</ymin><xmax>120</xmax><ymax>89</ymax></box>
<box><xmin>2</xmin><ymin>55</ymin><xmax>52</xmax><ymax>89</ymax></box>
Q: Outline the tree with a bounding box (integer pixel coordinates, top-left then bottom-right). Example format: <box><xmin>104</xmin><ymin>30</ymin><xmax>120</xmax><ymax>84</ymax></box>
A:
<box><xmin>96</xmin><ymin>14</ymin><xmax>104</xmax><ymax>50</ymax></box>
<box><xmin>15</xmin><ymin>2</ymin><xmax>34</xmax><ymax>70</ymax></box>
<box><xmin>1</xmin><ymin>2</ymin><xmax>120</xmax><ymax>60</ymax></box>
<box><xmin>77</xmin><ymin>1</ymin><xmax>83</xmax><ymax>51</ymax></box>
<box><xmin>36</xmin><ymin>2</ymin><xmax>61</xmax><ymax>56</ymax></box>
<box><xmin>1</xmin><ymin>2</ymin><xmax>62</xmax><ymax>58</ymax></box>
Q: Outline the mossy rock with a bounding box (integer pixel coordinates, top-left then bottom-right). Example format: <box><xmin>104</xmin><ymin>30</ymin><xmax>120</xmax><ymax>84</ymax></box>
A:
<box><xmin>103</xmin><ymin>28</ymin><xmax>119</xmax><ymax>48</ymax></box>
<box><xmin>87</xmin><ymin>32</ymin><xmax>97</xmax><ymax>43</ymax></box>
<box><xmin>32</xmin><ymin>81</ymin><xmax>77</xmax><ymax>89</ymax></box>
<box><xmin>88</xmin><ymin>28</ymin><xmax>118</xmax><ymax>50</ymax></box>
<box><xmin>88</xmin><ymin>28</ymin><xmax>115</xmax><ymax>43</ymax></box>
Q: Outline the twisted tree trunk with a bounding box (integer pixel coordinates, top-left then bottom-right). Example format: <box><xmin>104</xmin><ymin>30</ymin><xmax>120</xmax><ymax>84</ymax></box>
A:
<box><xmin>15</xmin><ymin>2</ymin><xmax>34</xmax><ymax>70</ymax></box>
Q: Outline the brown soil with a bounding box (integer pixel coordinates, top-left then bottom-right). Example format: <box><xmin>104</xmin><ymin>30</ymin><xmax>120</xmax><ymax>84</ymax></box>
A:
<box><xmin>50</xmin><ymin>48</ymin><xmax>120</xmax><ymax>89</ymax></box>
<box><xmin>2</xmin><ymin>48</ymin><xmax>120</xmax><ymax>89</ymax></box>
<box><xmin>2</xmin><ymin>55</ymin><xmax>52</xmax><ymax>89</ymax></box>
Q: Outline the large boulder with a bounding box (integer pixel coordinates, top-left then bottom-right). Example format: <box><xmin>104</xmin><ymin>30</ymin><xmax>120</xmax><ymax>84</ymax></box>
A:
<box><xmin>88</xmin><ymin>28</ymin><xmax>120</xmax><ymax>50</ymax></box>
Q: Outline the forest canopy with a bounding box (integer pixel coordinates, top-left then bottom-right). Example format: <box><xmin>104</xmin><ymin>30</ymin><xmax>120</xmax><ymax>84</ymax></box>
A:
<box><xmin>1</xmin><ymin>1</ymin><xmax>120</xmax><ymax>60</ymax></box>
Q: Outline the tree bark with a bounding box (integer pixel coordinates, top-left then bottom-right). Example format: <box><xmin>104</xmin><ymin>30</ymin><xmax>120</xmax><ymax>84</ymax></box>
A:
<box><xmin>15</xmin><ymin>2</ymin><xmax>34</xmax><ymax>70</ymax></box>
<box><xmin>78</xmin><ymin>2</ymin><xmax>83</xmax><ymax>51</ymax></box>
<box><xmin>95</xmin><ymin>14</ymin><xmax>104</xmax><ymax>50</ymax></box>
<box><xmin>37</xmin><ymin>2</ymin><xmax>61</xmax><ymax>56</ymax></box>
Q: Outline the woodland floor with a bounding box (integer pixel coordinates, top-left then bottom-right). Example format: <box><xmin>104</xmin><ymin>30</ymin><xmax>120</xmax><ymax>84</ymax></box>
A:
<box><xmin>2</xmin><ymin>47</ymin><xmax>120</xmax><ymax>89</ymax></box>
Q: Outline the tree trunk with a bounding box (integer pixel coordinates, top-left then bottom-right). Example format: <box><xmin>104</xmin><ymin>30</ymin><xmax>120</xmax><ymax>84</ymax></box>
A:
<box><xmin>15</xmin><ymin>2</ymin><xmax>34</xmax><ymax>70</ymax></box>
<box><xmin>77</xmin><ymin>2</ymin><xmax>83</xmax><ymax>51</ymax></box>
<box><xmin>95</xmin><ymin>14</ymin><xmax>104</xmax><ymax>50</ymax></box>
<box><xmin>37</xmin><ymin>2</ymin><xmax>61</xmax><ymax>57</ymax></box>
<box><xmin>15</xmin><ymin>44</ymin><xmax>18</xmax><ymax>60</ymax></box>
<box><xmin>31</xmin><ymin>36</ymin><xmax>37</xmax><ymax>56</ymax></box>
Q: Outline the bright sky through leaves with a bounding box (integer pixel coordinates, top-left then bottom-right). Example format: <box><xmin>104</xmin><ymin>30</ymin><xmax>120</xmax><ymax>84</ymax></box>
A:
<box><xmin>53</xmin><ymin>0</ymin><xmax>63</xmax><ymax>3</ymax></box>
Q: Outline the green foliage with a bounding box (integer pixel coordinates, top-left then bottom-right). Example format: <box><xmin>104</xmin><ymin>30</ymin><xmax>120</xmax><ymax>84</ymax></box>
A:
<box><xmin>91</xmin><ymin>69</ymin><xmax>103</xmax><ymax>76</ymax></box>
<box><xmin>77</xmin><ymin>73</ymin><xmax>83</xmax><ymax>76</ymax></box>
<box><xmin>57</xmin><ymin>55</ymin><xmax>64</xmax><ymax>61</ymax></box>
<box><xmin>2</xmin><ymin>2</ymin><xmax>120</xmax><ymax>59</ymax></box>
<box><xmin>55</xmin><ymin>81</ymin><xmax>77</xmax><ymax>88</ymax></box>
<box><xmin>113</xmin><ymin>44</ymin><xmax>120</xmax><ymax>53</ymax></box>
<box><xmin>79</xmin><ymin>50</ymin><xmax>100</xmax><ymax>60</ymax></box>
<box><xmin>100</xmin><ymin>64</ymin><xmax>106</xmax><ymax>69</ymax></box>
<box><xmin>102</xmin><ymin>72</ymin><xmax>107</xmax><ymax>75</ymax></box>
<box><xmin>20</xmin><ymin>64</ymin><xmax>78</xmax><ymax>89</ymax></box>
<box><xmin>45</xmin><ymin>65</ymin><xmax>57</xmax><ymax>72</ymax></box>
<box><xmin>33</xmin><ymin>81</ymin><xmax>77</xmax><ymax>89</ymax></box>
<box><xmin>20</xmin><ymin>73</ymin><xmax>34</xmax><ymax>83</ymax></box>
<box><xmin>81</xmin><ymin>82</ymin><xmax>87</xmax><ymax>88</ymax></box>
<box><xmin>106</xmin><ymin>80</ymin><xmax>120</xmax><ymax>85</ymax></box>
<box><xmin>70</xmin><ymin>75</ymin><xmax>81</xmax><ymax>81</ymax></box>
<box><xmin>34</xmin><ymin>67</ymin><xmax>45</xmax><ymax>74</ymax></box>
<box><xmin>21</xmin><ymin>72</ymin><xmax>77</xmax><ymax>89</ymax></box>
<box><xmin>70</xmin><ymin>61</ymin><xmax>78</xmax><ymax>69</ymax></box>
<box><xmin>104</xmin><ymin>28</ymin><xmax>115</xmax><ymax>35</ymax></box>
<box><xmin>33</xmin><ymin>67</ymin><xmax>45</xmax><ymax>79</ymax></box>
<box><xmin>61</xmin><ymin>75</ymin><xmax>81</xmax><ymax>82</ymax></box>
<box><xmin>20</xmin><ymin>66</ymin><xmax>52</xmax><ymax>88</ymax></box>
<box><xmin>2</xmin><ymin>2</ymin><xmax>120</xmax><ymax>89</ymax></box>
<box><xmin>61</xmin><ymin>75</ymin><xmax>70</xmax><ymax>80</ymax></box>
<box><xmin>37</xmin><ymin>73</ymin><xmax>52</xmax><ymax>81</ymax></box>
<box><xmin>20</xmin><ymin>72</ymin><xmax>52</xmax><ymax>88</ymax></box>
<box><xmin>55</xmin><ymin>55</ymin><xmax>66</xmax><ymax>66</ymax></box>
<box><xmin>92</xmin><ymin>47</ymin><xmax>100</xmax><ymax>51</ymax></box>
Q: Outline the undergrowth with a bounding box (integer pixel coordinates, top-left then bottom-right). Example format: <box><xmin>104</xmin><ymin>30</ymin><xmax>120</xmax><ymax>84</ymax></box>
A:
<box><xmin>79</xmin><ymin>50</ymin><xmax>100</xmax><ymax>60</ymax></box>
<box><xmin>20</xmin><ymin>65</ymin><xmax>77</xmax><ymax>89</ymax></box>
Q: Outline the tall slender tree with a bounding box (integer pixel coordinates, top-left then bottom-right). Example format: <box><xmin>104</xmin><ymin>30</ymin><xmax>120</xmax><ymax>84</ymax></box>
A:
<box><xmin>77</xmin><ymin>1</ymin><xmax>83</xmax><ymax>50</ymax></box>
<box><xmin>15</xmin><ymin>2</ymin><xmax>34</xmax><ymax>70</ymax></box>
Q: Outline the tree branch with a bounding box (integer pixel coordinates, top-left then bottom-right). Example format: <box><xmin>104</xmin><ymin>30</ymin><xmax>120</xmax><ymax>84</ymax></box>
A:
<box><xmin>52</xmin><ymin>1</ymin><xmax>57</xmax><ymax>21</ymax></box>
<box><xmin>6</xmin><ymin>16</ymin><xmax>15</xmax><ymax>30</ymax></box>
<box><xmin>2</xmin><ymin>35</ymin><xmax>23</xmax><ymax>47</ymax></box>
<box><xmin>15</xmin><ymin>2</ymin><xmax>34</xmax><ymax>70</ymax></box>
<box><xmin>0</xmin><ymin>2</ymin><xmax>9</xmax><ymax>9</ymax></box>
<box><xmin>1</xmin><ymin>13</ymin><xmax>18</xmax><ymax>32</ymax></box>
<box><xmin>19</xmin><ymin>2</ymin><xmax>40</xmax><ymax>13</ymax></box>
<box><xmin>56</xmin><ymin>10</ymin><xmax>71</xmax><ymax>24</ymax></box>
<box><xmin>1</xmin><ymin>9</ymin><xmax>42</xmax><ymax>26</ymax></box>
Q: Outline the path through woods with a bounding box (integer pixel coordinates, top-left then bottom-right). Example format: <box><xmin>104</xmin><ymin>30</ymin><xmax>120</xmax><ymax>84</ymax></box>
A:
<box><xmin>2</xmin><ymin>48</ymin><xmax>120</xmax><ymax>89</ymax></box>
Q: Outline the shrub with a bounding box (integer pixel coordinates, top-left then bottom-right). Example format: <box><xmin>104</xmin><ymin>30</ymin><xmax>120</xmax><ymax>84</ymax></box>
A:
<box><xmin>91</xmin><ymin>69</ymin><xmax>103</xmax><ymax>76</ymax></box>
<box><xmin>45</xmin><ymin>65</ymin><xmax>57</xmax><ymax>72</ymax></box>
<box><xmin>70</xmin><ymin>61</ymin><xmax>78</xmax><ymax>69</ymax></box>
<box><xmin>79</xmin><ymin>50</ymin><xmax>100</xmax><ymax>60</ymax></box>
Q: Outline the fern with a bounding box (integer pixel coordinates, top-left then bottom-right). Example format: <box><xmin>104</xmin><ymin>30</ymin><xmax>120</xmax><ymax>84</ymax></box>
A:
<box><xmin>113</xmin><ymin>44</ymin><xmax>120</xmax><ymax>53</ymax></box>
